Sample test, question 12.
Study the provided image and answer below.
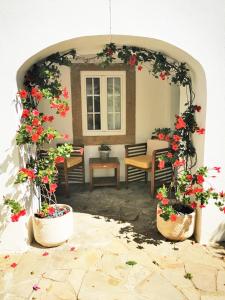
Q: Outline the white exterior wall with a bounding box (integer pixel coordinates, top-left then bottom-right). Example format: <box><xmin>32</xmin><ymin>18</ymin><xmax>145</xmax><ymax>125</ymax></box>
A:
<box><xmin>0</xmin><ymin>0</ymin><xmax>224</xmax><ymax>247</ymax></box>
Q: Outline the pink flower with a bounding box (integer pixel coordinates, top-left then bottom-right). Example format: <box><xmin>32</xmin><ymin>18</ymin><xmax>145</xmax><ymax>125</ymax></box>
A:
<box><xmin>32</xmin><ymin>109</ymin><xmax>39</xmax><ymax>116</ymax></box>
<box><xmin>48</xmin><ymin>207</ymin><xmax>55</xmax><ymax>215</ymax></box>
<box><xmin>156</xmin><ymin>192</ymin><xmax>164</xmax><ymax>201</ymax></box>
<box><xmin>213</xmin><ymin>167</ymin><xmax>221</xmax><ymax>173</ymax></box>
<box><xmin>41</xmin><ymin>176</ymin><xmax>49</xmax><ymax>184</ymax></box>
<box><xmin>33</xmin><ymin>284</ymin><xmax>40</xmax><ymax>291</ymax></box>
<box><xmin>26</xmin><ymin>125</ymin><xmax>33</xmax><ymax>133</ymax></box>
<box><xmin>62</xmin><ymin>87</ymin><xmax>69</xmax><ymax>99</ymax></box>
<box><xmin>190</xmin><ymin>202</ymin><xmax>197</xmax><ymax>209</ymax></box>
<box><xmin>49</xmin><ymin>183</ymin><xmax>57</xmax><ymax>193</ymax></box>
<box><xmin>47</xmin><ymin>133</ymin><xmax>55</xmax><ymax>140</ymax></box>
<box><xmin>137</xmin><ymin>65</ymin><xmax>143</xmax><ymax>71</ymax></box>
<box><xmin>173</xmin><ymin>134</ymin><xmax>181</xmax><ymax>142</ymax></box>
<box><xmin>158</xmin><ymin>160</ymin><xmax>165</xmax><ymax>169</ymax></box>
<box><xmin>161</xmin><ymin>198</ymin><xmax>169</xmax><ymax>205</ymax></box>
<box><xmin>42</xmin><ymin>252</ymin><xmax>49</xmax><ymax>256</ymax></box>
<box><xmin>158</xmin><ymin>133</ymin><xmax>165</xmax><ymax>140</ymax></box>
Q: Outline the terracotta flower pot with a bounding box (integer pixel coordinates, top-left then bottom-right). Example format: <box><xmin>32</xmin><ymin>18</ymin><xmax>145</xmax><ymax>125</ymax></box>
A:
<box><xmin>156</xmin><ymin>204</ymin><xmax>196</xmax><ymax>241</ymax></box>
<box><xmin>32</xmin><ymin>204</ymin><xmax>74</xmax><ymax>247</ymax></box>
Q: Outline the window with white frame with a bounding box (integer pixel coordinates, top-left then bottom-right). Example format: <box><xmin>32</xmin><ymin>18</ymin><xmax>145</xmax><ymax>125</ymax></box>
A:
<box><xmin>81</xmin><ymin>71</ymin><xmax>126</xmax><ymax>136</ymax></box>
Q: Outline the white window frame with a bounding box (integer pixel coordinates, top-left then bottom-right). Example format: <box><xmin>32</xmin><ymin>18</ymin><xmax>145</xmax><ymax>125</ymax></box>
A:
<box><xmin>81</xmin><ymin>71</ymin><xmax>126</xmax><ymax>136</ymax></box>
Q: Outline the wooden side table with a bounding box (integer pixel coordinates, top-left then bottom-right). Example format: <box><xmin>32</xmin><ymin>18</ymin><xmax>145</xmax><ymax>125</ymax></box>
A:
<box><xmin>89</xmin><ymin>157</ymin><xmax>120</xmax><ymax>191</ymax></box>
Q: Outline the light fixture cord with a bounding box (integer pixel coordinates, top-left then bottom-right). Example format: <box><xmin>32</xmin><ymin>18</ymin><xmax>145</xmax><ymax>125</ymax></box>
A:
<box><xmin>109</xmin><ymin>0</ymin><xmax>112</xmax><ymax>43</ymax></box>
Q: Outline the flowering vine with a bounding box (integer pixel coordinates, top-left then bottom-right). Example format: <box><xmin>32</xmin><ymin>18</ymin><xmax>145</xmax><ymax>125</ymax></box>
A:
<box><xmin>13</xmin><ymin>50</ymin><xmax>76</xmax><ymax>218</ymax></box>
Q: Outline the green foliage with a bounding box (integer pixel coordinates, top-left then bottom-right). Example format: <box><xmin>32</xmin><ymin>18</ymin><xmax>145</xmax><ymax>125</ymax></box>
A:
<box><xmin>4</xmin><ymin>198</ymin><xmax>24</xmax><ymax>214</ymax></box>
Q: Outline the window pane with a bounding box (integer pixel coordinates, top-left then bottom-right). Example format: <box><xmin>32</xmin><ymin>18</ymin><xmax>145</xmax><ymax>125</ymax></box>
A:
<box><xmin>114</xmin><ymin>78</ymin><xmax>121</xmax><ymax>95</ymax></box>
<box><xmin>115</xmin><ymin>96</ymin><xmax>121</xmax><ymax>112</ymax></box>
<box><xmin>95</xmin><ymin>113</ymin><xmax>101</xmax><ymax>130</ymax></box>
<box><xmin>87</xmin><ymin>96</ymin><xmax>93</xmax><ymax>112</ymax></box>
<box><xmin>87</xmin><ymin>114</ymin><xmax>93</xmax><ymax>130</ymax></box>
<box><xmin>93</xmin><ymin>78</ymin><xmax>100</xmax><ymax>95</ymax></box>
<box><xmin>107</xmin><ymin>95</ymin><xmax>113</xmax><ymax>112</ymax></box>
<box><xmin>107</xmin><ymin>113</ymin><xmax>113</xmax><ymax>130</ymax></box>
<box><xmin>86</xmin><ymin>78</ymin><xmax>92</xmax><ymax>95</ymax></box>
<box><xmin>115</xmin><ymin>113</ymin><xmax>121</xmax><ymax>130</ymax></box>
<box><xmin>107</xmin><ymin>78</ymin><xmax>113</xmax><ymax>95</ymax></box>
<box><xmin>94</xmin><ymin>96</ymin><xmax>100</xmax><ymax>112</ymax></box>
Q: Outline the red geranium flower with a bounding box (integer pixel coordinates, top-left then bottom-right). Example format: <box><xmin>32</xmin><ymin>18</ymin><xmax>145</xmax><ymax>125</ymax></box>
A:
<box><xmin>194</xmin><ymin>105</ymin><xmax>201</xmax><ymax>112</ymax></box>
<box><xmin>55</xmin><ymin>156</ymin><xmax>65</xmax><ymax>164</ymax></box>
<box><xmin>158</xmin><ymin>133</ymin><xmax>165</xmax><ymax>140</ymax></box>
<box><xmin>128</xmin><ymin>54</ymin><xmax>137</xmax><ymax>67</ymax></box>
<box><xmin>165</xmin><ymin>135</ymin><xmax>170</xmax><ymax>142</ymax></box>
<box><xmin>10</xmin><ymin>262</ymin><xmax>17</xmax><ymax>268</ymax></box>
<box><xmin>63</xmin><ymin>133</ymin><xmax>69</xmax><ymax>140</ymax></box>
<box><xmin>190</xmin><ymin>202</ymin><xmax>197</xmax><ymax>209</ymax></box>
<box><xmin>47</xmin><ymin>133</ymin><xmax>55</xmax><ymax>140</ymax></box>
<box><xmin>197</xmin><ymin>174</ymin><xmax>204</xmax><ymax>184</ymax></box>
<box><xmin>42</xmin><ymin>251</ymin><xmax>49</xmax><ymax>256</ymax></box>
<box><xmin>156</xmin><ymin>192</ymin><xmax>164</xmax><ymax>201</ymax></box>
<box><xmin>175</xmin><ymin>117</ymin><xmax>186</xmax><ymax>129</ymax></box>
<box><xmin>158</xmin><ymin>160</ymin><xmax>165</xmax><ymax>169</ymax></box>
<box><xmin>167</xmin><ymin>152</ymin><xmax>173</xmax><ymax>158</ymax></box>
<box><xmin>25</xmin><ymin>125</ymin><xmax>33</xmax><ymax>133</ymax></box>
<box><xmin>19</xmin><ymin>209</ymin><xmax>26</xmax><ymax>217</ymax></box>
<box><xmin>11</xmin><ymin>214</ymin><xmax>20</xmax><ymax>222</ymax></box>
<box><xmin>41</xmin><ymin>176</ymin><xmax>49</xmax><ymax>184</ymax></box>
<box><xmin>36</xmin><ymin>126</ymin><xmax>44</xmax><ymax>135</ymax></box>
<box><xmin>62</xmin><ymin>87</ymin><xmax>69</xmax><ymax>99</ymax></box>
<box><xmin>170</xmin><ymin>214</ymin><xmax>177</xmax><ymax>222</ymax></box>
<box><xmin>159</xmin><ymin>72</ymin><xmax>166</xmax><ymax>80</ymax></box>
<box><xmin>32</xmin><ymin>118</ymin><xmax>40</xmax><ymax>127</ymax></box>
<box><xmin>32</xmin><ymin>109</ymin><xmax>39</xmax><ymax>116</ymax></box>
<box><xmin>31</xmin><ymin>87</ymin><xmax>38</xmax><ymax>97</ymax></box>
<box><xmin>186</xmin><ymin>174</ymin><xmax>193</xmax><ymax>181</ymax></box>
<box><xmin>4</xmin><ymin>255</ymin><xmax>10</xmax><ymax>259</ymax></box>
<box><xmin>48</xmin><ymin>207</ymin><xmax>55</xmax><ymax>215</ymax></box>
<box><xmin>173</xmin><ymin>159</ymin><xmax>185</xmax><ymax>168</ymax></box>
<box><xmin>22</xmin><ymin>109</ymin><xmax>30</xmax><ymax>118</ymax></box>
<box><xmin>19</xmin><ymin>90</ymin><xmax>28</xmax><ymax>99</ymax></box>
<box><xmin>161</xmin><ymin>198</ymin><xmax>169</xmax><ymax>205</ymax></box>
<box><xmin>31</xmin><ymin>133</ymin><xmax>40</xmax><ymax>142</ymax></box>
<box><xmin>173</xmin><ymin>134</ymin><xmax>181</xmax><ymax>142</ymax></box>
<box><xmin>137</xmin><ymin>65</ymin><xmax>143</xmax><ymax>71</ymax></box>
<box><xmin>172</xmin><ymin>143</ymin><xmax>179</xmax><ymax>151</ymax></box>
<box><xmin>49</xmin><ymin>183</ymin><xmax>57</xmax><ymax>193</ymax></box>
<box><xmin>199</xmin><ymin>204</ymin><xmax>206</xmax><ymax>208</ymax></box>
<box><xmin>196</xmin><ymin>128</ymin><xmax>205</xmax><ymax>135</ymax></box>
<box><xmin>59</xmin><ymin>111</ymin><xmax>67</xmax><ymax>117</ymax></box>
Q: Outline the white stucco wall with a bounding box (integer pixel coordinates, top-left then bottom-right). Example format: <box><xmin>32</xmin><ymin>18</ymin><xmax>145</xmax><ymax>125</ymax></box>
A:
<box><xmin>0</xmin><ymin>0</ymin><xmax>224</xmax><ymax>247</ymax></box>
<box><xmin>38</xmin><ymin>64</ymin><xmax>179</xmax><ymax>182</ymax></box>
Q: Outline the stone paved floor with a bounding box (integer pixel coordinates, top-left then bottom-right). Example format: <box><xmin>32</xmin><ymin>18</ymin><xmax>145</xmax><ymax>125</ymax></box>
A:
<box><xmin>0</xmin><ymin>183</ymin><xmax>225</xmax><ymax>299</ymax></box>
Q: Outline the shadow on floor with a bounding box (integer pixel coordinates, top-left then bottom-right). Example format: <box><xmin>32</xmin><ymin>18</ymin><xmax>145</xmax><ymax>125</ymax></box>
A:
<box><xmin>56</xmin><ymin>182</ymin><xmax>166</xmax><ymax>247</ymax></box>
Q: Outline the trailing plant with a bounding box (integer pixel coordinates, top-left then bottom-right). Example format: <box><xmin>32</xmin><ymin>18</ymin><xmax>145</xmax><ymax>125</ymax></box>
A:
<box><xmin>156</xmin><ymin>167</ymin><xmax>225</xmax><ymax>221</ymax></box>
<box><xmin>4</xmin><ymin>198</ymin><xmax>26</xmax><ymax>222</ymax></box>
<box><xmin>14</xmin><ymin>50</ymin><xmax>76</xmax><ymax>218</ymax></box>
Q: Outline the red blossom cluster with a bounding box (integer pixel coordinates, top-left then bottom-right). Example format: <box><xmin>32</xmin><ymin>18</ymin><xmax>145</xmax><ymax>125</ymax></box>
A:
<box><xmin>19</xmin><ymin>168</ymin><xmax>36</xmax><ymax>179</ymax></box>
<box><xmin>159</xmin><ymin>71</ymin><xmax>170</xmax><ymax>80</ymax></box>
<box><xmin>11</xmin><ymin>209</ymin><xmax>26</xmax><ymax>222</ymax></box>
<box><xmin>18</xmin><ymin>87</ymin><xmax>43</xmax><ymax>102</ymax></box>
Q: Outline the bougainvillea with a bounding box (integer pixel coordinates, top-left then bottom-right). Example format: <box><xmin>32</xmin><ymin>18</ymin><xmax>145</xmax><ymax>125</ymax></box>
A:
<box><xmin>13</xmin><ymin>50</ymin><xmax>76</xmax><ymax>218</ymax></box>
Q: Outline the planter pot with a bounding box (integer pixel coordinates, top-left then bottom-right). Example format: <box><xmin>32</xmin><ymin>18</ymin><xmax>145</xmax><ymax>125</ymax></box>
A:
<box><xmin>32</xmin><ymin>204</ymin><xmax>74</xmax><ymax>247</ymax></box>
<box><xmin>157</xmin><ymin>204</ymin><xmax>196</xmax><ymax>241</ymax></box>
<box><xmin>99</xmin><ymin>150</ymin><xmax>110</xmax><ymax>160</ymax></box>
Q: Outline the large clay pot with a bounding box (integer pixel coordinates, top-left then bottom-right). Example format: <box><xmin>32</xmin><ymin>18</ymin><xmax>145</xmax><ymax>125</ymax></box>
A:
<box><xmin>32</xmin><ymin>204</ymin><xmax>74</xmax><ymax>247</ymax></box>
<box><xmin>156</xmin><ymin>204</ymin><xmax>196</xmax><ymax>241</ymax></box>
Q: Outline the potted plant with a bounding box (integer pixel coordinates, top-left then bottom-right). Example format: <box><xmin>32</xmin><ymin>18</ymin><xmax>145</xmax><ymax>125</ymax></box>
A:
<box><xmin>156</xmin><ymin>167</ymin><xmax>225</xmax><ymax>241</ymax></box>
<box><xmin>12</xmin><ymin>50</ymin><xmax>76</xmax><ymax>247</ymax></box>
<box><xmin>98</xmin><ymin>144</ymin><xmax>111</xmax><ymax>160</ymax></box>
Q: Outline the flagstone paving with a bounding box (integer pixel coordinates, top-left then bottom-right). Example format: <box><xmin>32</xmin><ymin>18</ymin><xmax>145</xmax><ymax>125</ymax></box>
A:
<box><xmin>0</xmin><ymin>212</ymin><xmax>225</xmax><ymax>300</ymax></box>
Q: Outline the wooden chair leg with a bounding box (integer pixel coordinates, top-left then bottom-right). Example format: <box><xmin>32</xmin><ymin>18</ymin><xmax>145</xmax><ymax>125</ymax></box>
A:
<box><xmin>125</xmin><ymin>164</ymin><xmax>128</xmax><ymax>189</ymax></box>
